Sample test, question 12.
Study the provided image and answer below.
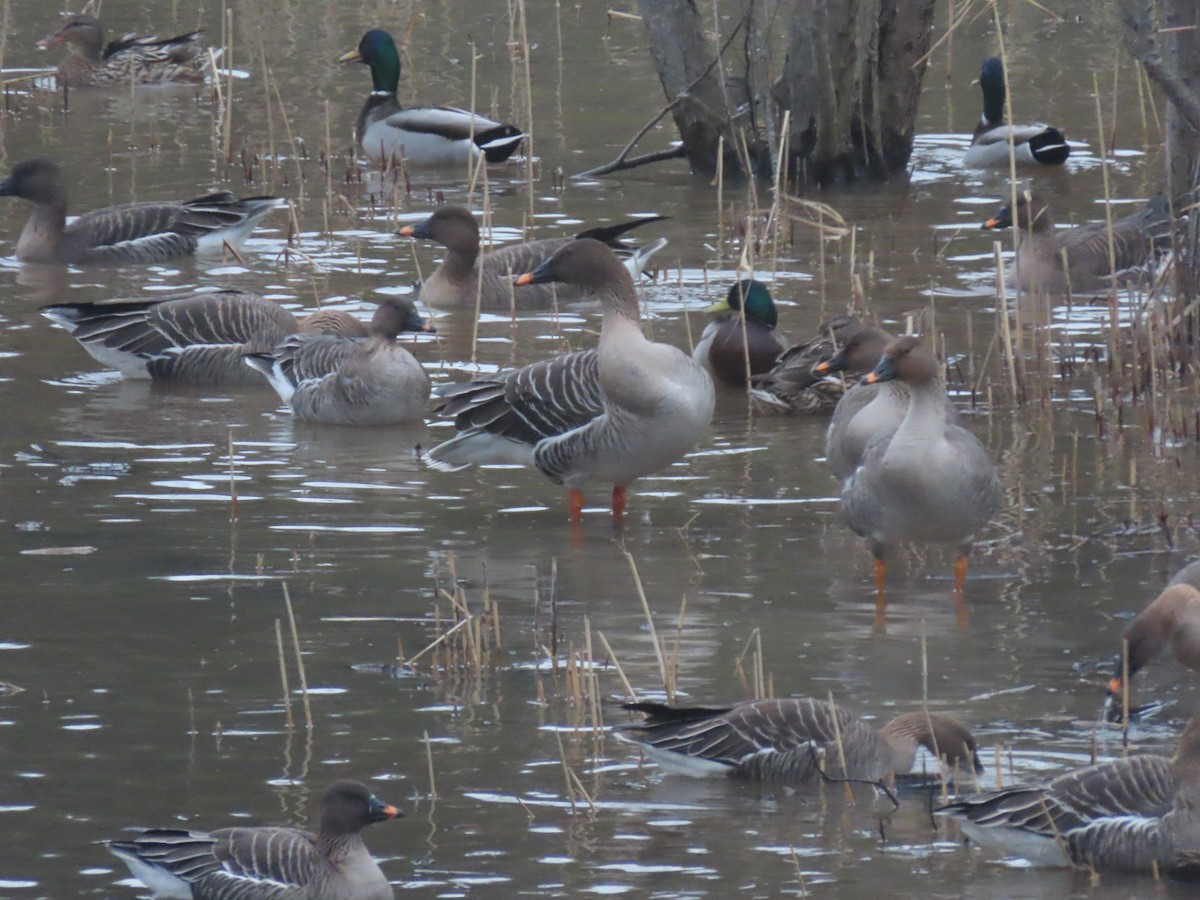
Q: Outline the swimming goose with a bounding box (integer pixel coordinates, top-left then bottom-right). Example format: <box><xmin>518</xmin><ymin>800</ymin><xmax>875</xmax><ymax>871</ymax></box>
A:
<box><xmin>424</xmin><ymin>238</ymin><xmax>715</xmax><ymax>522</ymax></box>
<box><xmin>1106</xmin><ymin>582</ymin><xmax>1200</xmax><ymax>711</ymax></box>
<box><xmin>962</xmin><ymin>57</ymin><xmax>1069</xmax><ymax>168</ymax></box>
<box><xmin>0</xmin><ymin>158</ymin><xmax>283</xmax><ymax>265</ymax></box>
<box><xmin>617</xmin><ymin>698</ymin><xmax>982</xmax><ymax>785</ymax></box>
<box><xmin>244</xmin><ymin>296</ymin><xmax>434</xmax><ymax>425</ymax></box>
<box><xmin>937</xmin><ymin>709</ymin><xmax>1200</xmax><ymax>874</ymax></box>
<box><xmin>748</xmin><ymin>314</ymin><xmax>863</xmax><ymax>413</ymax></box>
<box><xmin>38</xmin><ymin>14</ymin><xmax>209</xmax><ymax>87</ymax></box>
<box><xmin>397</xmin><ymin>205</ymin><xmax>667</xmax><ymax>309</ymax></box>
<box><xmin>106</xmin><ymin>779</ymin><xmax>401</xmax><ymax>899</ymax></box>
<box><xmin>816</xmin><ymin>327</ymin><xmax>961</xmax><ymax>481</ymax></box>
<box><xmin>339</xmin><ymin>29</ymin><xmax>524</xmax><ymax>168</ymax></box>
<box><xmin>692</xmin><ymin>279</ymin><xmax>786</xmax><ymax>387</ymax></box>
<box><xmin>984</xmin><ymin>189</ymin><xmax>1172</xmax><ymax>295</ymax></box>
<box><xmin>41</xmin><ymin>291</ymin><xmax>368</xmax><ymax>385</ymax></box>
<box><xmin>842</xmin><ymin>337</ymin><xmax>1000</xmax><ymax>595</ymax></box>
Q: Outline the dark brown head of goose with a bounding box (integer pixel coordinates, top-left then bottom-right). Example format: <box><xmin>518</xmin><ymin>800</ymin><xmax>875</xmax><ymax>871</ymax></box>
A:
<box><xmin>369</xmin><ymin>296</ymin><xmax>435</xmax><ymax>340</ymax></box>
<box><xmin>397</xmin><ymin>206</ymin><xmax>480</xmax><ymax>253</ymax></box>
<box><xmin>318</xmin><ymin>779</ymin><xmax>403</xmax><ymax>836</ymax></box>
<box><xmin>0</xmin><ymin>158</ymin><xmax>68</xmax><ymax>208</ymax></box>
<box><xmin>862</xmin><ymin>336</ymin><xmax>941</xmax><ymax>388</ymax></box>
<box><xmin>983</xmin><ymin>190</ymin><xmax>1053</xmax><ymax>235</ymax></box>
<box><xmin>812</xmin><ymin>325</ymin><xmax>891</xmax><ymax>377</ymax></box>
<box><xmin>515</xmin><ymin>237</ymin><xmax>628</xmax><ymax>292</ymax></box>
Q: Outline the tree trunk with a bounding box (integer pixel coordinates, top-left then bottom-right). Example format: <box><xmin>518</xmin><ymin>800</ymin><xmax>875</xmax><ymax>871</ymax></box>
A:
<box><xmin>778</xmin><ymin>0</ymin><xmax>935</xmax><ymax>185</ymax></box>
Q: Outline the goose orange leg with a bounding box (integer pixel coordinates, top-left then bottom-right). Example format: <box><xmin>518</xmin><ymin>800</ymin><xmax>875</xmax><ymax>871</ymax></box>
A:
<box><xmin>953</xmin><ymin>554</ymin><xmax>969</xmax><ymax>594</ymax></box>
<box><xmin>567</xmin><ymin>488</ymin><xmax>585</xmax><ymax>524</ymax></box>
<box><xmin>611</xmin><ymin>485</ymin><xmax>627</xmax><ymax>523</ymax></box>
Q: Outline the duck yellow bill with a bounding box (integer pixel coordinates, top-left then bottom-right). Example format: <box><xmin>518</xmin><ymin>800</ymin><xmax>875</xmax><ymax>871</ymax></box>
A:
<box><xmin>515</xmin><ymin>273</ymin><xmax>535</xmax><ymax>286</ymax></box>
<box><xmin>704</xmin><ymin>299</ymin><xmax>732</xmax><ymax>314</ymax></box>
<box><xmin>336</xmin><ymin>48</ymin><xmax>362</xmax><ymax>63</ymax></box>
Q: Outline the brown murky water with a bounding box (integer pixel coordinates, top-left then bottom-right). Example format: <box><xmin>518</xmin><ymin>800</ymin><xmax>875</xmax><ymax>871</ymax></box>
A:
<box><xmin>2</xmin><ymin>1</ymin><xmax>1198</xmax><ymax>897</ymax></box>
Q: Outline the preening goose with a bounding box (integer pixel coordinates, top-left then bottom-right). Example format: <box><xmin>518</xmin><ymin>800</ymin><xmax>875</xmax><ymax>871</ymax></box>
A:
<box><xmin>38</xmin><ymin>13</ymin><xmax>210</xmax><ymax>87</ymax></box>
<box><xmin>339</xmin><ymin>29</ymin><xmax>524</xmax><ymax>168</ymax></box>
<box><xmin>41</xmin><ymin>291</ymin><xmax>368</xmax><ymax>385</ymax></box>
<box><xmin>424</xmin><ymin>238</ymin><xmax>714</xmax><ymax>523</ymax></box>
<box><xmin>0</xmin><ymin>158</ymin><xmax>283</xmax><ymax>265</ymax></box>
<box><xmin>748</xmin><ymin>314</ymin><xmax>865</xmax><ymax>413</ymax></box>
<box><xmin>617</xmin><ymin>698</ymin><xmax>982</xmax><ymax>785</ymax></box>
<box><xmin>397</xmin><ymin>205</ymin><xmax>667</xmax><ymax>309</ymax></box>
<box><xmin>841</xmin><ymin>337</ymin><xmax>1000</xmax><ymax>596</ymax></box>
<box><xmin>937</xmin><ymin>709</ymin><xmax>1200</xmax><ymax>875</ymax></box>
<box><xmin>244</xmin><ymin>296</ymin><xmax>434</xmax><ymax>425</ymax></box>
<box><xmin>983</xmin><ymin>189</ymin><xmax>1173</xmax><ymax>295</ymax></box>
<box><xmin>962</xmin><ymin>57</ymin><xmax>1069</xmax><ymax>168</ymax></box>
<box><xmin>692</xmin><ymin>279</ymin><xmax>786</xmax><ymax>387</ymax></box>
<box><xmin>106</xmin><ymin>779</ymin><xmax>402</xmax><ymax>899</ymax></box>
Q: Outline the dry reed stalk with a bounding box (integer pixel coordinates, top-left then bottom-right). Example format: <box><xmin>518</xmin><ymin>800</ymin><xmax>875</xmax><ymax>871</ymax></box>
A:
<box><xmin>596</xmin><ymin>631</ymin><xmax>637</xmax><ymax>701</ymax></box>
<box><xmin>585</xmin><ymin>617</ymin><xmax>602</xmax><ymax>738</ymax></box>
<box><xmin>223</xmin><ymin>7</ymin><xmax>234</xmax><ymax>165</ymax></box>
<box><xmin>424</xmin><ymin>730</ymin><xmax>438</xmax><ymax>802</ymax></box>
<box><xmin>1091</xmin><ymin>72</ymin><xmax>1121</xmax><ymax>366</ymax></box>
<box><xmin>275</xmin><ymin>618</ymin><xmax>294</xmax><ymax>730</ymax></box>
<box><xmin>715</xmin><ymin>135</ymin><xmax>725</xmax><ymax>263</ymax></box>
<box><xmin>281</xmin><ymin>583</ymin><xmax>313</xmax><ymax>731</ymax></box>
<box><xmin>516</xmin><ymin>0</ymin><xmax>535</xmax><ymax>205</ymax></box>
<box><xmin>556</xmin><ymin>732</ymin><xmax>577</xmax><ymax>813</ymax></box>
<box><xmin>227</xmin><ymin>429</ymin><xmax>237</xmax><ymax>521</ymax></box>
<box><xmin>826</xmin><ymin>690</ymin><xmax>854</xmax><ymax>803</ymax></box>
<box><xmin>788</xmin><ymin>845</ymin><xmax>809</xmax><ymax>896</ymax></box>
<box><xmin>993</xmin><ymin>243</ymin><xmax>1019</xmax><ymax>402</ymax></box>
<box><xmin>625</xmin><ymin>549</ymin><xmax>672</xmax><ymax>700</ymax></box>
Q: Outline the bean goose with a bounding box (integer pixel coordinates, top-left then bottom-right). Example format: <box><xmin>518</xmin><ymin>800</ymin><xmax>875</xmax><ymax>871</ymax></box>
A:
<box><xmin>106</xmin><ymin>779</ymin><xmax>402</xmax><ymax>899</ymax></box>
<box><xmin>0</xmin><ymin>158</ymin><xmax>283</xmax><ymax>265</ymax></box>
<box><xmin>962</xmin><ymin>57</ymin><xmax>1069</xmax><ymax>168</ymax></box>
<box><xmin>937</xmin><ymin>709</ymin><xmax>1200</xmax><ymax>874</ymax></box>
<box><xmin>816</xmin><ymin>327</ymin><xmax>961</xmax><ymax>481</ymax></box>
<box><xmin>983</xmin><ymin>189</ymin><xmax>1173</xmax><ymax>295</ymax></box>
<box><xmin>424</xmin><ymin>238</ymin><xmax>715</xmax><ymax>522</ymax></box>
<box><xmin>617</xmin><ymin>698</ymin><xmax>982</xmax><ymax>784</ymax></box>
<box><xmin>748</xmin><ymin>314</ymin><xmax>864</xmax><ymax>413</ymax></box>
<box><xmin>41</xmin><ymin>291</ymin><xmax>368</xmax><ymax>385</ymax></box>
<box><xmin>338</xmin><ymin>29</ymin><xmax>524</xmax><ymax>168</ymax></box>
<box><xmin>1106</xmin><ymin>582</ymin><xmax>1200</xmax><ymax>712</ymax></box>
<box><xmin>842</xmin><ymin>337</ymin><xmax>1000</xmax><ymax>595</ymax></box>
<box><xmin>38</xmin><ymin>14</ymin><xmax>210</xmax><ymax>87</ymax></box>
<box><xmin>244</xmin><ymin>296</ymin><xmax>434</xmax><ymax>425</ymax></box>
<box><xmin>397</xmin><ymin>205</ymin><xmax>667</xmax><ymax>309</ymax></box>
<box><xmin>691</xmin><ymin>279</ymin><xmax>786</xmax><ymax>387</ymax></box>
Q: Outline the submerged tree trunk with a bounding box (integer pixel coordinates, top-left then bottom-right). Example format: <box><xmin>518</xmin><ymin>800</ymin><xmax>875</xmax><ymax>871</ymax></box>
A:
<box><xmin>634</xmin><ymin>0</ymin><xmax>935</xmax><ymax>186</ymax></box>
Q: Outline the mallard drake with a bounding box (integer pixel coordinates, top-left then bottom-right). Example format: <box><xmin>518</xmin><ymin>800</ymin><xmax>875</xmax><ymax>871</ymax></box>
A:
<box><xmin>749</xmin><ymin>314</ymin><xmax>864</xmax><ymax>413</ymax></box>
<box><xmin>244</xmin><ymin>296</ymin><xmax>434</xmax><ymax>425</ymax></box>
<box><xmin>40</xmin><ymin>291</ymin><xmax>368</xmax><ymax>385</ymax></box>
<box><xmin>425</xmin><ymin>238</ymin><xmax>715</xmax><ymax>522</ymax></box>
<box><xmin>1106</xmin><ymin>580</ymin><xmax>1200</xmax><ymax>714</ymax></box>
<box><xmin>338</xmin><ymin>29</ymin><xmax>524</xmax><ymax>168</ymax></box>
<box><xmin>691</xmin><ymin>279</ymin><xmax>786</xmax><ymax>387</ymax></box>
<box><xmin>106</xmin><ymin>780</ymin><xmax>401</xmax><ymax>900</ymax></box>
<box><xmin>937</xmin><ymin>710</ymin><xmax>1200</xmax><ymax>874</ymax></box>
<box><xmin>963</xmin><ymin>57</ymin><xmax>1069</xmax><ymax>168</ymax></box>
<box><xmin>397</xmin><ymin>205</ymin><xmax>667</xmax><ymax>309</ymax></box>
<box><xmin>617</xmin><ymin>698</ymin><xmax>982</xmax><ymax>784</ymax></box>
<box><xmin>983</xmin><ymin>189</ymin><xmax>1173</xmax><ymax>295</ymax></box>
<box><xmin>0</xmin><ymin>158</ymin><xmax>283</xmax><ymax>265</ymax></box>
<box><xmin>815</xmin><ymin>327</ymin><xmax>961</xmax><ymax>481</ymax></box>
<box><xmin>842</xmin><ymin>337</ymin><xmax>1000</xmax><ymax>596</ymax></box>
<box><xmin>38</xmin><ymin>14</ymin><xmax>209</xmax><ymax>87</ymax></box>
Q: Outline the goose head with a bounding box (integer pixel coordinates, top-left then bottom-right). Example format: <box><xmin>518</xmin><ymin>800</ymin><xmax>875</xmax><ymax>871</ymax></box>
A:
<box><xmin>0</xmin><ymin>158</ymin><xmax>69</xmax><ymax>208</ymax></box>
<box><xmin>398</xmin><ymin>206</ymin><xmax>480</xmax><ymax>254</ymax></box>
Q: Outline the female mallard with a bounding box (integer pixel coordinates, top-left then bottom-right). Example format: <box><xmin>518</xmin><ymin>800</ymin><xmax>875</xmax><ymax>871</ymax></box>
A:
<box><xmin>937</xmin><ymin>710</ymin><xmax>1200</xmax><ymax>874</ymax></box>
<box><xmin>425</xmin><ymin>239</ymin><xmax>715</xmax><ymax>523</ymax></box>
<box><xmin>618</xmin><ymin>698</ymin><xmax>981</xmax><ymax>785</ymax></box>
<box><xmin>963</xmin><ymin>57</ymin><xmax>1069</xmax><ymax>168</ymax></box>
<box><xmin>339</xmin><ymin>29</ymin><xmax>524</xmax><ymax>168</ymax></box>
<box><xmin>397</xmin><ymin>205</ymin><xmax>666</xmax><ymax>309</ymax></box>
<box><xmin>0</xmin><ymin>158</ymin><xmax>283</xmax><ymax>265</ymax></box>
<box><xmin>842</xmin><ymin>337</ymin><xmax>999</xmax><ymax>596</ymax></box>
<box><xmin>245</xmin><ymin>297</ymin><xmax>435</xmax><ymax>426</ymax></box>
<box><xmin>41</xmin><ymin>291</ymin><xmax>368</xmax><ymax>385</ymax></box>
<box><xmin>983</xmin><ymin>189</ymin><xmax>1172</xmax><ymax>295</ymax></box>
<box><xmin>749</xmin><ymin>314</ymin><xmax>864</xmax><ymax>413</ymax></box>
<box><xmin>38</xmin><ymin>14</ymin><xmax>209</xmax><ymax>87</ymax></box>
<box><xmin>107</xmin><ymin>780</ymin><xmax>401</xmax><ymax>900</ymax></box>
<box><xmin>692</xmin><ymin>279</ymin><xmax>786</xmax><ymax>387</ymax></box>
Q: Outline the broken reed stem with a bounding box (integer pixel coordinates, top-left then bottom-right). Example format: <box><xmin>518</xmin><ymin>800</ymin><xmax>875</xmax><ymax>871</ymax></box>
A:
<box><xmin>281</xmin><ymin>583</ymin><xmax>313</xmax><ymax>732</ymax></box>
<box><xmin>556</xmin><ymin>731</ymin><xmax>577</xmax><ymax>813</ymax></box>
<box><xmin>275</xmin><ymin>618</ymin><xmax>294</xmax><ymax>730</ymax></box>
<box><xmin>625</xmin><ymin>549</ymin><xmax>672</xmax><ymax>701</ymax></box>
<box><xmin>424</xmin><ymin>729</ymin><xmax>438</xmax><ymax>802</ymax></box>
<box><xmin>1092</xmin><ymin>72</ymin><xmax>1120</xmax><ymax>365</ymax></box>
<box><xmin>827</xmin><ymin>690</ymin><xmax>854</xmax><ymax>803</ymax></box>
<box><xmin>596</xmin><ymin>631</ymin><xmax>637</xmax><ymax>701</ymax></box>
<box><xmin>223</xmin><ymin>6</ymin><xmax>234</xmax><ymax>165</ymax></box>
<box><xmin>994</xmin><ymin>241</ymin><xmax>1018</xmax><ymax>402</ymax></box>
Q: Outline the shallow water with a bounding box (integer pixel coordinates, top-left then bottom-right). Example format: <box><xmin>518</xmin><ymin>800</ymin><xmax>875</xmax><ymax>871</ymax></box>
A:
<box><xmin>2</xmin><ymin>1</ymin><xmax>1199</xmax><ymax>897</ymax></box>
